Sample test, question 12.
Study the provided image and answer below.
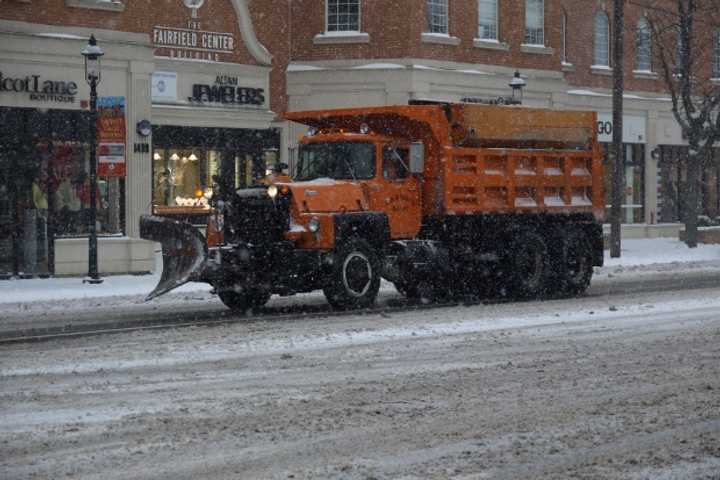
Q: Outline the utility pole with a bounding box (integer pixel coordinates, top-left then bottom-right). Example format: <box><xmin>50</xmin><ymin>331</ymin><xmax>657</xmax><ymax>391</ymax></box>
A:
<box><xmin>610</xmin><ymin>0</ymin><xmax>625</xmax><ymax>258</ymax></box>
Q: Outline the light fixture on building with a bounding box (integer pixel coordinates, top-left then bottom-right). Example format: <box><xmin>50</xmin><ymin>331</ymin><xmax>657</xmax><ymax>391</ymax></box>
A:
<box><xmin>188</xmin><ymin>153</ymin><xmax>198</xmax><ymax>161</ymax></box>
<box><xmin>170</xmin><ymin>153</ymin><xmax>180</xmax><ymax>161</ymax></box>
<box><xmin>153</xmin><ymin>152</ymin><xmax>162</xmax><ymax>160</ymax></box>
<box><xmin>509</xmin><ymin>70</ymin><xmax>526</xmax><ymax>104</ymax></box>
<box><xmin>81</xmin><ymin>34</ymin><xmax>104</xmax><ymax>285</ymax></box>
<box><xmin>136</xmin><ymin>119</ymin><xmax>152</xmax><ymax>137</ymax></box>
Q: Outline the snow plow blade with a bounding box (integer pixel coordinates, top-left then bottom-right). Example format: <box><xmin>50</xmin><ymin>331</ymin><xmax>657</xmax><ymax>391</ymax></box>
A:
<box><xmin>139</xmin><ymin>215</ymin><xmax>208</xmax><ymax>301</ymax></box>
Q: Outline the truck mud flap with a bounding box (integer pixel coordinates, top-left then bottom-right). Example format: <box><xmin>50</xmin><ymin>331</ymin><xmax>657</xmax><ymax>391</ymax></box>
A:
<box><xmin>139</xmin><ymin>215</ymin><xmax>208</xmax><ymax>301</ymax></box>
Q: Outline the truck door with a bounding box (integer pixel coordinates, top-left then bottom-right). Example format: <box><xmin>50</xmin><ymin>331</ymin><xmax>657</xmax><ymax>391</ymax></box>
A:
<box><xmin>368</xmin><ymin>144</ymin><xmax>422</xmax><ymax>238</ymax></box>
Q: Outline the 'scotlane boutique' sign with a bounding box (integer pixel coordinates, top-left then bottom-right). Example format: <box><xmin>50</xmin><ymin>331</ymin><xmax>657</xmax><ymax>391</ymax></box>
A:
<box><xmin>0</xmin><ymin>71</ymin><xmax>77</xmax><ymax>103</ymax></box>
<box><xmin>189</xmin><ymin>75</ymin><xmax>264</xmax><ymax>106</ymax></box>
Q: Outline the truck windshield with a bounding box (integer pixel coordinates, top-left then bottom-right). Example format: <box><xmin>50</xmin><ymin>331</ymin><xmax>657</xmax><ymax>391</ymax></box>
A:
<box><xmin>295</xmin><ymin>142</ymin><xmax>375</xmax><ymax>181</ymax></box>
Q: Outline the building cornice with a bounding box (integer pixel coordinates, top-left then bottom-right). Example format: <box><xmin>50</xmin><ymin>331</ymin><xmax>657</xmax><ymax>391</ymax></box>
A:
<box><xmin>230</xmin><ymin>0</ymin><xmax>272</xmax><ymax>66</ymax></box>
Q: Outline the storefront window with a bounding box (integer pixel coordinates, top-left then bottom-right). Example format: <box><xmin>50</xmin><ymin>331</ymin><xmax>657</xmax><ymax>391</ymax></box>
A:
<box><xmin>601</xmin><ymin>143</ymin><xmax>645</xmax><ymax>223</ymax></box>
<box><xmin>0</xmin><ymin>107</ymin><xmax>125</xmax><ymax>277</ymax></box>
<box><xmin>151</xmin><ymin>125</ymin><xmax>281</xmax><ymax>221</ymax></box>
<box><xmin>658</xmin><ymin>146</ymin><xmax>720</xmax><ymax>223</ymax></box>
<box><xmin>152</xmin><ymin>148</ymin><xmax>218</xmax><ymax>212</ymax></box>
<box><xmin>39</xmin><ymin>141</ymin><xmax>123</xmax><ymax>237</ymax></box>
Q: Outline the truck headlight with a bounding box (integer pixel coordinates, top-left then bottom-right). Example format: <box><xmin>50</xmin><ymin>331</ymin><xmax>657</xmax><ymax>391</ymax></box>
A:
<box><xmin>267</xmin><ymin>184</ymin><xmax>279</xmax><ymax>199</ymax></box>
<box><xmin>308</xmin><ymin>216</ymin><xmax>320</xmax><ymax>233</ymax></box>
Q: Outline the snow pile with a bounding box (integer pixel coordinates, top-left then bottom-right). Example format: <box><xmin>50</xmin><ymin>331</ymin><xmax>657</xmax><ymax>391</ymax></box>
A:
<box><xmin>599</xmin><ymin>238</ymin><xmax>720</xmax><ymax>274</ymax></box>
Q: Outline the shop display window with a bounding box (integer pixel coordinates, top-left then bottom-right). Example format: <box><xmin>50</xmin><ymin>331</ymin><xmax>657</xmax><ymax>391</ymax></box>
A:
<box><xmin>35</xmin><ymin>141</ymin><xmax>124</xmax><ymax>237</ymax></box>
<box><xmin>152</xmin><ymin>148</ymin><xmax>219</xmax><ymax>213</ymax></box>
<box><xmin>1</xmin><ymin>107</ymin><xmax>126</xmax><ymax>277</ymax></box>
<box><xmin>152</xmin><ymin>149</ymin><xmax>281</xmax><ymax>213</ymax></box>
<box><xmin>150</xmin><ymin>125</ymin><xmax>282</xmax><ymax>220</ymax></box>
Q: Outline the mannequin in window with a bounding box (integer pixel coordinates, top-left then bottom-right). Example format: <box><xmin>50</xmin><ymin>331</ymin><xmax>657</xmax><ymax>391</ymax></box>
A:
<box><xmin>173</xmin><ymin>155</ymin><xmax>200</xmax><ymax>200</ymax></box>
<box><xmin>54</xmin><ymin>164</ymin><xmax>82</xmax><ymax>234</ymax></box>
<box><xmin>32</xmin><ymin>169</ymin><xmax>50</xmax><ymax>276</ymax></box>
<box><xmin>32</xmin><ymin>170</ymin><xmax>49</xmax><ymax>213</ymax></box>
<box><xmin>154</xmin><ymin>168</ymin><xmax>174</xmax><ymax>206</ymax></box>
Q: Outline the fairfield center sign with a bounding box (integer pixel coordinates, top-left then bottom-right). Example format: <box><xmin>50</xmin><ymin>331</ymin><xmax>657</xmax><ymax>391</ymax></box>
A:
<box><xmin>152</xmin><ymin>0</ymin><xmax>235</xmax><ymax>62</ymax></box>
<box><xmin>153</xmin><ymin>26</ymin><xmax>234</xmax><ymax>62</ymax></box>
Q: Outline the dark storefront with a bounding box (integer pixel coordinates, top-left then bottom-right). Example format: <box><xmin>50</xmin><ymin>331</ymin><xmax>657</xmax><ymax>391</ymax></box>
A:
<box><xmin>151</xmin><ymin>125</ymin><xmax>280</xmax><ymax>224</ymax></box>
<box><xmin>658</xmin><ymin>146</ymin><xmax>720</xmax><ymax>224</ymax></box>
<box><xmin>0</xmin><ymin>107</ymin><xmax>125</xmax><ymax>278</ymax></box>
<box><xmin>601</xmin><ymin>143</ymin><xmax>646</xmax><ymax>223</ymax></box>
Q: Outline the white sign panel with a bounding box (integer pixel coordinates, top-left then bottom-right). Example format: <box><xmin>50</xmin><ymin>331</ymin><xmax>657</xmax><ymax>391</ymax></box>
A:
<box><xmin>597</xmin><ymin>113</ymin><xmax>646</xmax><ymax>144</ymax></box>
<box><xmin>98</xmin><ymin>143</ymin><xmax>125</xmax><ymax>164</ymax></box>
<box><xmin>151</xmin><ymin>71</ymin><xmax>177</xmax><ymax>101</ymax></box>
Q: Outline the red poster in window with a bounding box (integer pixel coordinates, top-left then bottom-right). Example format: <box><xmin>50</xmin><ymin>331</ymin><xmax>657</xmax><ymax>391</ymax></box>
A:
<box><xmin>97</xmin><ymin>96</ymin><xmax>126</xmax><ymax>177</ymax></box>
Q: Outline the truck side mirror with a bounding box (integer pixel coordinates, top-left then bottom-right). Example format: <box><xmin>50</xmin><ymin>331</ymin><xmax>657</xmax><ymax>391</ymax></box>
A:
<box><xmin>410</xmin><ymin>142</ymin><xmax>424</xmax><ymax>174</ymax></box>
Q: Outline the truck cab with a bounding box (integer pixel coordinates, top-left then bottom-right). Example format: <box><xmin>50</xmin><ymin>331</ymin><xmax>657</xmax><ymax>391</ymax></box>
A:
<box><xmin>280</xmin><ymin>130</ymin><xmax>423</xmax><ymax>251</ymax></box>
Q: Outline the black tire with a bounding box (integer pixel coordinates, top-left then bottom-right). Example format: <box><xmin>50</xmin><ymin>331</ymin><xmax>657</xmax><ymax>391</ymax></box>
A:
<box><xmin>218</xmin><ymin>288</ymin><xmax>271</xmax><ymax>312</ymax></box>
<box><xmin>323</xmin><ymin>238</ymin><xmax>381</xmax><ymax>310</ymax></box>
<box><xmin>561</xmin><ymin>231</ymin><xmax>593</xmax><ymax>296</ymax></box>
<box><xmin>504</xmin><ymin>231</ymin><xmax>550</xmax><ymax>299</ymax></box>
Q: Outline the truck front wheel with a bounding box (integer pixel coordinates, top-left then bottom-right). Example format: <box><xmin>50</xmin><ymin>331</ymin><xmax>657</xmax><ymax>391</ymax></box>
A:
<box><xmin>218</xmin><ymin>288</ymin><xmax>271</xmax><ymax>312</ymax></box>
<box><xmin>324</xmin><ymin>238</ymin><xmax>381</xmax><ymax>310</ymax></box>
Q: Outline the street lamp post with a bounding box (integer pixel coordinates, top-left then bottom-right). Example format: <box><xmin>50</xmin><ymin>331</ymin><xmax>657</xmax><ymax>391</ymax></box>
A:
<box><xmin>509</xmin><ymin>70</ymin><xmax>526</xmax><ymax>105</ymax></box>
<box><xmin>81</xmin><ymin>35</ymin><xmax>104</xmax><ymax>284</ymax></box>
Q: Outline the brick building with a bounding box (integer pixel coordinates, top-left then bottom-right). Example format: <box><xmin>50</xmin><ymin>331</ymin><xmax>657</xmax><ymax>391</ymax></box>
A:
<box><xmin>281</xmin><ymin>0</ymin><xmax>720</xmax><ymax>230</ymax></box>
<box><xmin>1</xmin><ymin>0</ymin><xmax>718</xmax><ymax>277</ymax></box>
<box><xmin>0</xmin><ymin>0</ymin><xmax>285</xmax><ymax>276</ymax></box>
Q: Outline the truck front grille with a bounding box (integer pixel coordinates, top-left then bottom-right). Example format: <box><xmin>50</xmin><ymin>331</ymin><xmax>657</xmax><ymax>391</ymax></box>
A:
<box><xmin>225</xmin><ymin>188</ymin><xmax>289</xmax><ymax>245</ymax></box>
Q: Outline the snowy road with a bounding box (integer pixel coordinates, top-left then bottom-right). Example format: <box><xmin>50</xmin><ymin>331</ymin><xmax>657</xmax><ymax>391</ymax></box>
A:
<box><xmin>2</xmin><ymin>287</ymin><xmax>720</xmax><ymax>479</ymax></box>
<box><xmin>5</xmin><ymin>264</ymin><xmax>720</xmax><ymax>340</ymax></box>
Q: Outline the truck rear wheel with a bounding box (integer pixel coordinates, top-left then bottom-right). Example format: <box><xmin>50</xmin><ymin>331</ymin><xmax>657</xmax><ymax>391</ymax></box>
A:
<box><xmin>504</xmin><ymin>232</ymin><xmax>549</xmax><ymax>299</ymax></box>
<box><xmin>324</xmin><ymin>238</ymin><xmax>381</xmax><ymax>310</ymax></box>
<box><xmin>561</xmin><ymin>232</ymin><xmax>593</xmax><ymax>295</ymax></box>
<box><xmin>218</xmin><ymin>288</ymin><xmax>271</xmax><ymax>312</ymax></box>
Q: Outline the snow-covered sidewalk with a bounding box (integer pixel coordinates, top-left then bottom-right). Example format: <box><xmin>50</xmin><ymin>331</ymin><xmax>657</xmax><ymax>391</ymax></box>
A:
<box><xmin>1</xmin><ymin>238</ymin><xmax>719</xmax><ymax>309</ymax></box>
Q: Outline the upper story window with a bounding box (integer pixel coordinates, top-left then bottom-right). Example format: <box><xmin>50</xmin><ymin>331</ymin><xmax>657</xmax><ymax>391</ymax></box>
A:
<box><xmin>561</xmin><ymin>10</ymin><xmax>569</xmax><ymax>63</ymax></box>
<box><xmin>66</xmin><ymin>0</ymin><xmax>125</xmax><ymax>11</ymax></box>
<box><xmin>714</xmin><ymin>28</ymin><xmax>720</xmax><ymax>78</ymax></box>
<box><xmin>478</xmin><ymin>0</ymin><xmax>498</xmax><ymax>41</ymax></box>
<box><xmin>427</xmin><ymin>0</ymin><xmax>449</xmax><ymax>34</ymax></box>
<box><xmin>594</xmin><ymin>11</ymin><xmax>610</xmax><ymax>66</ymax></box>
<box><xmin>635</xmin><ymin>17</ymin><xmax>652</xmax><ymax>71</ymax></box>
<box><xmin>524</xmin><ymin>0</ymin><xmax>544</xmax><ymax>45</ymax></box>
<box><xmin>326</xmin><ymin>0</ymin><xmax>360</xmax><ymax>33</ymax></box>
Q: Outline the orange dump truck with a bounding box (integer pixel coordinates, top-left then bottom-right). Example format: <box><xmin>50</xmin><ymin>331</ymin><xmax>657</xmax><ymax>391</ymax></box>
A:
<box><xmin>140</xmin><ymin>102</ymin><xmax>604</xmax><ymax>310</ymax></box>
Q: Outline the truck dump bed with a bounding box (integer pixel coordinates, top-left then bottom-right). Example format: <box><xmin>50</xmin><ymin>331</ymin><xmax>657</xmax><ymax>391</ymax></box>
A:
<box><xmin>286</xmin><ymin>103</ymin><xmax>604</xmax><ymax>219</ymax></box>
<box><xmin>442</xmin><ymin>146</ymin><xmax>601</xmax><ymax>216</ymax></box>
<box><xmin>439</xmin><ymin>104</ymin><xmax>603</xmax><ymax>218</ymax></box>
